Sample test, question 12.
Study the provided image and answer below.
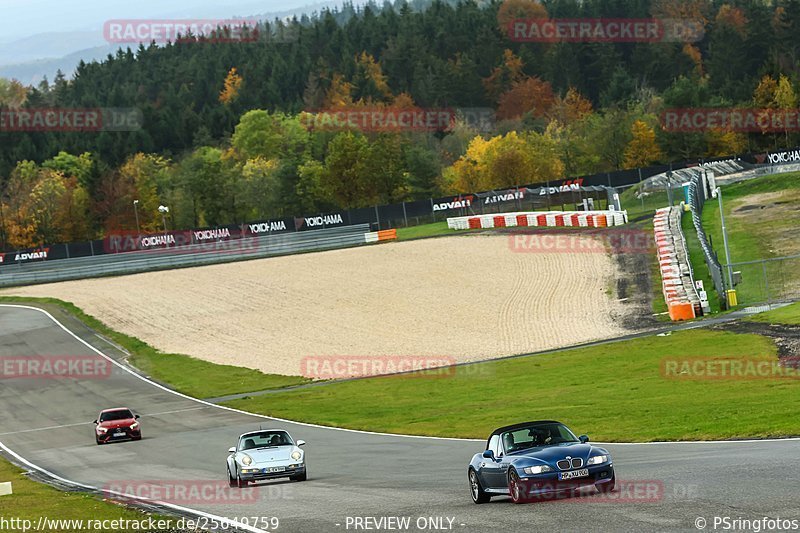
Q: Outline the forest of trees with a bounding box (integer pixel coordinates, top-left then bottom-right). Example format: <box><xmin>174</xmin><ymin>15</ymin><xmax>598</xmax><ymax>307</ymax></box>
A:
<box><xmin>2</xmin><ymin>0</ymin><xmax>800</xmax><ymax>249</ymax></box>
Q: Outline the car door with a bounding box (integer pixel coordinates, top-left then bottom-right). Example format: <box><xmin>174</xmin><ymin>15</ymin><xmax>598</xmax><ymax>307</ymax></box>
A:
<box><xmin>479</xmin><ymin>435</ymin><xmax>507</xmax><ymax>489</ymax></box>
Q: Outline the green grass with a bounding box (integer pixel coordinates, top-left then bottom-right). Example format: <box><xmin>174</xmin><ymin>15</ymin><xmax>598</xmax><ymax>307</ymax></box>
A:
<box><xmin>396</xmin><ymin>221</ymin><xmax>457</xmax><ymax>240</ymax></box>
<box><xmin>0</xmin><ymin>296</ymin><xmax>309</xmax><ymax>399</ymax></box>
<box><xmin>223</xmin><ymin>327</ymin><xmax>800</xmax><ymax>442</ymax></box>
<box><xmin>701</xmin><ymin>172</ymin><xmax>800</xmax><ymax>306</ymax></box>
<box><xmin>619</xmin><ymin>183</ymin><xmax>687</xmax><ymax>225</ymax></box>
<box><xmin>0</xmin><ymin>456</ymin><xmax>177</xmax><ymax>532</ymax></box>
<box><xmin>746</xmin><ymin>301</ymin><xmax>800</xmax><ymax>325</ymax></box>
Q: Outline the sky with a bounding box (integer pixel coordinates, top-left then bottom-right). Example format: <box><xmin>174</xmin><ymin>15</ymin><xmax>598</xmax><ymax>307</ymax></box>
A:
<box><xmin>0</xmin><ymin>0</ymin><xmax>342</xmax><ymax>42</ymax></box>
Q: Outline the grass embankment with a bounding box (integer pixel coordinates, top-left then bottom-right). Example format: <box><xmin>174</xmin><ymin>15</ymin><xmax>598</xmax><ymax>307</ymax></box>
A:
<box><xmin>224</xmin><ymin>324</ymin><xmax>800</xmax><ymax>442</ymax></box>
<box><xmin>681</xmin><ymin>211</ymin><xmax>723</xmax><ymax>314</ymax></box>
<box><xmin>0</xmin><ymin>457</ymin><xmax>178</xmax><ymax>532</ymax></box>
<box><xmin>700</xmin><ymin>172</ymin><xmax>800</xmax><ymax>306</ymax></box>
<box><xmin>746</xmin><ymin>301</ymin><xmax>800</xmax><ymax>325</ymax></box>
<box><xmin>0</xmin><ymin>296</ymin><xmax>309</xmax><ymax>399</ymax></box>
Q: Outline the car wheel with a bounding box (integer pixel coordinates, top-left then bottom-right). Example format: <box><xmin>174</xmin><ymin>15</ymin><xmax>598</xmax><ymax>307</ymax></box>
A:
<box><xmin>290</xmin><ymin>470</ymin><xmax>307</xmax><ymax>482</ymax></box>
<box><xmin>227</xmin><ymin>466</ymin><xmax>236</xmax><ymax>488</ymax></box>
<box><xmin>508</xmin><ymin>469</ymin><xmax>529</xmax><ymax>504</ymax></box>
<box><xmin>468</xmin><ymin>469</ymin><xmax>490</xmax><ymax>504</ymax></box>
<box><xmin>596</xmin><ymin>474</ymin><xmax>615</xmax><ymax>493</ymax></box>
<box><xmin>236</xmin><ymin>469</ymin><xmax>247</xmax><ymax>488</ymax></box>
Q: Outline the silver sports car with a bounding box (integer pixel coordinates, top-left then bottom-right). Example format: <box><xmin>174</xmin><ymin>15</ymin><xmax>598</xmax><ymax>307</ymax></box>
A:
<box><xmin>226</xmin><ymin>429</ymin><xmax>307</xmax><ymax>487</ymax></box>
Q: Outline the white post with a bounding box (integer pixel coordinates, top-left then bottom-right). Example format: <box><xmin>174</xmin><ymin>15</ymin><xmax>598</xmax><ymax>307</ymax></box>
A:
<box><xmin>716</xmin><ymin>187</ymin><xmax>734</xmax><ymax>289</ymax></box>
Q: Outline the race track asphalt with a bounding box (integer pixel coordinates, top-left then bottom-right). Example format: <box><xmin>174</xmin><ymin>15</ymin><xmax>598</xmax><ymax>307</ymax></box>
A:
<box><xmin>1</xmin><ymin>304</ymin><xmax>798</xmax><ymax>533</ymax></box>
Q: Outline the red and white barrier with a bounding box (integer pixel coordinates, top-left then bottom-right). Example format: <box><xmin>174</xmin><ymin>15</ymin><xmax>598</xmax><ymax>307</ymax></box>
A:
<box><xmin>447</xmin><ymin>210</ymin><xmax>629</xmax><ymax>231</ymax></box>
<box><xmin>653</xmin><ymin>207</ymin><xmax>703</xmax><ymax>321</ymax></box>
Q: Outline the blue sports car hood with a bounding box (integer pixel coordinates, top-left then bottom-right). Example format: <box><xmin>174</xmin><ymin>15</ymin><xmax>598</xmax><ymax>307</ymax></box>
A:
<box><xmin>510</xmin><ymin>442</ymin><xmax>597</xmax><ymax>462</ymax></box>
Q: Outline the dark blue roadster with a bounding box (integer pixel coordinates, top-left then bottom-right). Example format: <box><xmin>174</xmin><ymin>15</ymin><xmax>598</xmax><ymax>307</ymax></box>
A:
<box><xmin>468</xmin><ymin>420</ymin><xmax>615</xmax><ymax>503</ymax></box>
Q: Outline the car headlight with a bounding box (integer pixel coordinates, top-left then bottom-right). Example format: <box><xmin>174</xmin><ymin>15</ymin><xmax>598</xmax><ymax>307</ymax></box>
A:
<box><xmin>291</xmin><ymin>451</ymin><xmax>302</xmax><ymax>461</ymax></box>
<box><xmin>96</xmin><ymin>427</ymin><xmax>108</xmax><ymax>433</ymax></box>
<box><xmin>523</xmin><ymin>465</ymin><xmax>553</xmax><ymax>475</ymax></box>
<box><xmin>587</xmin><ymin>455</ymin><xmax>608</xmax><ymax>465</ymax></box>
<box><xmin>241</xmin><ymin>454</ymin><xmax>253</xmax><ymax>466</ymax></box>
<box><xmin>130</xmin><ymin>422</ymin><xmax>139</xmax><ymax>429</ymax></box>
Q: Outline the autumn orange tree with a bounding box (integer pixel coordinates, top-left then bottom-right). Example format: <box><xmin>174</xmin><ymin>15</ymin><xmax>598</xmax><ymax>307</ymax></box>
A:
<box><xmin>219</xmin><ymin>67</ymin><xmax>243</xmax><ymax>105</ymax></box>
<box><xmin>497</xmin><ymin>77</ymin><xmax>555</xmax><ymax>121</ymax></box>
<box><xmin>483</xmin><ymin>50</ymin><xmax>525</xmax><ymax>104</ymax></box>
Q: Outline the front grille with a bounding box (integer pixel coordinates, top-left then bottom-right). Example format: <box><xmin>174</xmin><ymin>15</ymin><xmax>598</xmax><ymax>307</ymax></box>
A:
<box><xmin>557</xmin><ymin>457</ymin><xmax>584</xmax><ymax>470</ymax></box>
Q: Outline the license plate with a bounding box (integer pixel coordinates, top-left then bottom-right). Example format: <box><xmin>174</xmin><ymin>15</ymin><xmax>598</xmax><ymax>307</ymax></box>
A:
<box><xmin>263</xmin><ymin>467</ymin><xmax>285</xmax><ymax>473</ymax></box>
<box><xmin>558</xmin><ymin>468</ymin><xmax>589</xmax><ymax>480</ymax></box>
<box><xmin>113</xmin><ymin>432</ymin><xmax>126</xmax><ymax>437</ymax></box>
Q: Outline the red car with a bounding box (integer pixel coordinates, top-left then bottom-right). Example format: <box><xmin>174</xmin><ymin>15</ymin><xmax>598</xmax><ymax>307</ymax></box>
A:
<box><xmin>93</xmin><ymin>407</ymin><xmax>141</xmax><ymax>444</ymax></box>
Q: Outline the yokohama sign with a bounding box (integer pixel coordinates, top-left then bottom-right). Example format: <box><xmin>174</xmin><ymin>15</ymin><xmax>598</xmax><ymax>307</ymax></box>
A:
<box><xmin>294</xmin><ymin>213</ymin><xmax>345</xmax><ymax>231</ymax></box>
<box><xmin>766</xmin><ymin>149</ymin><xmax>800</xmax><ymax>164</ymax></box>
<box><xmin>247</xmin><ymin>219</ymin><xmax>291</xmax><ymax>234</ymax></box>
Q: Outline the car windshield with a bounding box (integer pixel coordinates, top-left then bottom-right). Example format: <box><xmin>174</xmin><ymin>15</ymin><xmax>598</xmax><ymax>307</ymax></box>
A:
<box><xmin>99</xmin><ymin>409</ymin><xmax>133</xmax><ymax>422</ymax></box>
<box><xmin>238</xmin><ymin>431</ymin><xmax>293</xmax><ymax>450</ymax></box>
<box><xmin>500</xmin><ymin>423</ymin><xmax>579</xmax><ymax>453</ymax></box>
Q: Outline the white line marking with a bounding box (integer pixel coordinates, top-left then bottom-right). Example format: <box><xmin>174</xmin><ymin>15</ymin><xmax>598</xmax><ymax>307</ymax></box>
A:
<box><xmin>0</xmin><ymin>421</ymin><xmax>91</xmax><ymax>436</ymax></box>
<box><xmin>1</xmin><ymin>303</ymin><xmax>798</xmax><ymax>446</ymax></box>
<box><xmin>0</xmin><ymin>440</ymin><xmax>266</xmax><ymax>533</ymax></box>
<box><xmin>0</xmin><ymin>407</ymin><xmax>209</xmax><ymax>436</ymax></box>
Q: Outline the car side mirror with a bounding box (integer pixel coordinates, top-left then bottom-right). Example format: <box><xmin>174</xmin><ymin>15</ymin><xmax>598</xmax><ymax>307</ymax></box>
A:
<box><xmin>135</xmin><ymin>414</ymin><xmax>140</xmax><ymax>419</ymax></box>
<box><xmin>228</xmin><ymin>447</ymin><xmax>236</xmax><ymax>454</ymax></box>
<box><xmin>296</xmin><ymin>440</ymin><xmax>306</xmax><ymax>446</ymax></box>
<box><xmin>579</xmin><ymin>434</ymin><xmax>589</xmax><ymax>443</ymax></box>
<box><xmin>92</xmin><ymin>420</ymin><xmax>98</xmax><ymax>424</ymax></box>
<box><xmin>482</xmin><ymin>450</ymin><xmax>495</xmax><ymax>460</ymax></box>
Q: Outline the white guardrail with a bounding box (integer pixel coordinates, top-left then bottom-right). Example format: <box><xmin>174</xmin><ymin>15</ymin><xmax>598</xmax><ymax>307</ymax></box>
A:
<box><xmin>0</xmin><ymin>225</ymin><xmax>397</xmax><ymax>288</ymax></box>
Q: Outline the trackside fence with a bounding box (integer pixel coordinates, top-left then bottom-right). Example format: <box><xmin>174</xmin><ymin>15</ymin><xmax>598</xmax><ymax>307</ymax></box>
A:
<box><xmin>685</xmin><ymin>170</ymin><xmax>727</xmax><ymax>308</ymax></box>
<box><xmin>724</xmin><ymin>254</ymin><xmax>800</xmax><ymax>306</ymax></box>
